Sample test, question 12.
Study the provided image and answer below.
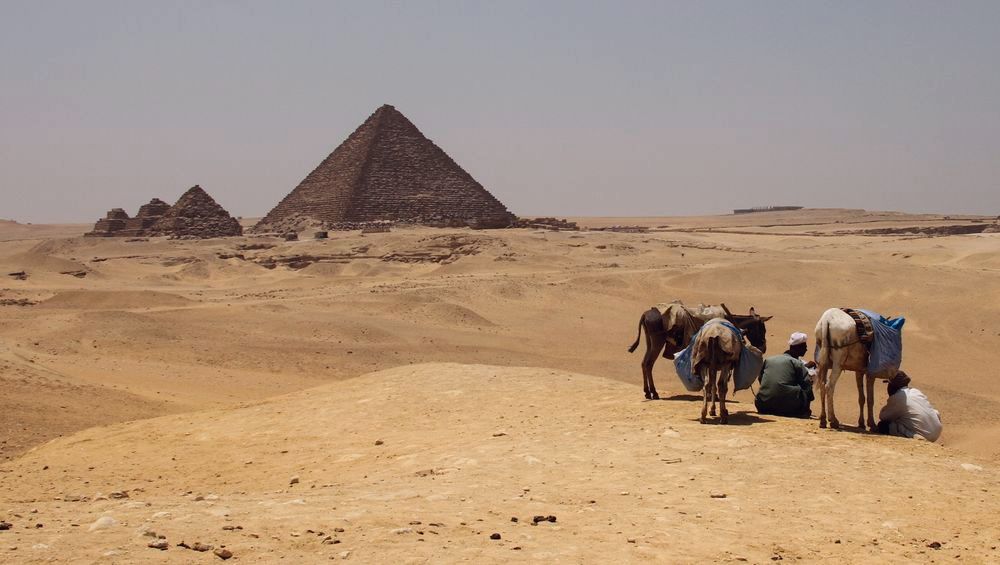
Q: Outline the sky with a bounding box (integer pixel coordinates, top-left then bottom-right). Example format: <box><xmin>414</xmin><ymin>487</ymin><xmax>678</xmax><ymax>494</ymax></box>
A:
<box><xmin>2</xmin><ymin>1</ymin><xmax>999</xmax><ymax>223</ymax></box>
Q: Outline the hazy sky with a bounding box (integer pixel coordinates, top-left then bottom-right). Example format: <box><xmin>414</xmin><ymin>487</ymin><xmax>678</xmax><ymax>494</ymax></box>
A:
<box><xmin>2</xmin><ymin>1</ymin><xmax>999</xmax><ymax>223</ymax></box>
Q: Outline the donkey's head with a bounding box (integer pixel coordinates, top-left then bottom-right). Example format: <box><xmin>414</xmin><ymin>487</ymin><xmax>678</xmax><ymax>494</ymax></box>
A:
<box><xmin>730</xmin><ymin>306</ymin><xmax>772</xmax><ymax>353</ymax></box>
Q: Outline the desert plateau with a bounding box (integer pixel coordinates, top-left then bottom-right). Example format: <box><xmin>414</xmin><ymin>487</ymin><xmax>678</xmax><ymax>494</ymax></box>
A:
<box><xmin>1</xmin><ymin>209</ymin><xmax>998</xmax><ymax>563</ymax></box>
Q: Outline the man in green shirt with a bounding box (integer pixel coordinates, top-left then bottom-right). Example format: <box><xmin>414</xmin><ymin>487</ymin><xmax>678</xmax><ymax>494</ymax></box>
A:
<box><xmin>755</xmin><ymin>332</ymin><xmax>815</xmax><ymax>417</ymax></box>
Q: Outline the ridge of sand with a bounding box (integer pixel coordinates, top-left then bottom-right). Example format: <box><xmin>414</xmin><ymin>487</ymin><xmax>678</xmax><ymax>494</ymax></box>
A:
<box><xmin>37</xmin><ymin>290</ymin><xmax>194</xmax><ymax>310</ymax></box>
<box><xmin>1</xmin><ymin>363</ymin><xmax>997</xmax><ymax>563</ymax></box>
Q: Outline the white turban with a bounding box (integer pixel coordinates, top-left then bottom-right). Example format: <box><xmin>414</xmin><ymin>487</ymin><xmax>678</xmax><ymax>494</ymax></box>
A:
<box><xmin>788</xmin><ymin>332</ymin><xmax>808</xmax><ymax>346</ymax></box>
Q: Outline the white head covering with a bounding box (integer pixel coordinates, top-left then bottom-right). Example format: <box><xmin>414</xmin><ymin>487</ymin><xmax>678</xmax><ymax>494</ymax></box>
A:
<box><xmin>788</xmin><ymin>332</ymin><xmax>808</xmax><ymax>346</ymax></box>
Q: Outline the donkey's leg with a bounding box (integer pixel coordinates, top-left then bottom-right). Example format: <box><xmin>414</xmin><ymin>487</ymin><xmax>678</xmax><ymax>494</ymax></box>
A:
<box><xmin>718</xmin><ymin>366</ymin><xmax>730</xmax><ymax>424</ymax></box>
<box><xmin>817</xmin><ymin>364</ymin><xmax>829</xmax><ymax>428</ymax></box>
<box><xmin>826</xmin><ymin>365</ymin><xmax>843</xmax><ymax>429</ymax></box>
<box><xmin>855</xmin><ymin>372</ymin><xmax>865</xmax><ymax>429</ymax></box>
<box><xmin>641</xmin><ymin>331</ymin><xmax>665</xmax><ymax>400</ymax></box>
<box><xmin>710</xmin><ymin>370</ymin><xmax>717</xmax><ymax>417</ymax></box>
<box><xmin>864</xmin><ymin>372</ymin><xmax>877</xmax><ymax>431</ymax></box>
<box><xmin>700</xmin><ymin>370</ymin><xmax>713</xmax><ymax>424</ymax></box>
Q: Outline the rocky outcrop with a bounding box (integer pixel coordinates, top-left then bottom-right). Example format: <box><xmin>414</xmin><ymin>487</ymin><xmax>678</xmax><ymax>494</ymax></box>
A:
<box><xmin>148</xmin><ymin>186</ymin><xmax>242</xmax><ymax>238</ymax></box>
<box><xmin>253</xmin><ymin>105</ymin><xmax>515</xmax><ymax>233</ymax></box>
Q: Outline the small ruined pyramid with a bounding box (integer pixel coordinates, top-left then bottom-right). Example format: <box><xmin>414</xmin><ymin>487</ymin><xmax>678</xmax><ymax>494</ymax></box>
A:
<box><xmin>148</xmin><ymin>185</ymin><xmax>243</xmax><ymax>238</ymax></box>
<box><xmin>253</xmin><ymin>104</ymin><xmax>515</xmax><ymax>233</ymax></box>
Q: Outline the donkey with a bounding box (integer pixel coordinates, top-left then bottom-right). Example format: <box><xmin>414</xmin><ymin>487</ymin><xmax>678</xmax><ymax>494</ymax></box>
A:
<box><xmin>813</xmin><ymin>308</ymin><xmax>876</xmax><ymax>431</ymax></box>
<box><xmin>691</xmin><ymin>319</ymin><xmax>743</xmax><ymax>424</ymax></box>
<box><xmin>627</xmin><ymin>302</ymin><xmax>770</xmax><ymax>399</ymax></box>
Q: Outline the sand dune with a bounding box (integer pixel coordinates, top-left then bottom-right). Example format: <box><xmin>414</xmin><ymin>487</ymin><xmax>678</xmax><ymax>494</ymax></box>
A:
<box><xmin>37</xmin><ymin>290</ymin><xmax>194</xmax><ymax>310</ymax></box>
<box><xmin>2</xmin><ymin>363</ymin><xmax>998</xmax><ymax>562</ymax></box>
<box><xmin>1</xmin><ymin>209</ymin><xmax>998</xmax><ymax>561</ymax></box>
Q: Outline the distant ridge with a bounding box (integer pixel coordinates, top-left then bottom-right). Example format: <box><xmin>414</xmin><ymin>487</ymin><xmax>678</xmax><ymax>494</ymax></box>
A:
<box><xmin>253</xmin><ymin>105</ymin><xmax>515</xmax><ymax>232</ymax></box>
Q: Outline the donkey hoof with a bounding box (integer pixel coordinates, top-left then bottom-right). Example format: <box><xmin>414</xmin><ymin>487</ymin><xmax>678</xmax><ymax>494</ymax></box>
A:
<box><xmin>651</xmin><ymin>393</ymin><xmax>660</xmax><ymax>400</ymax></box>
<box><xmin>699</xmin><ymin>416</ymin><xmax>707</xmax><ymax>424</ymax></box>
<box><xmin>819</xmin><ymin>420</ymin><xmax>827</xmax><ymax>429</ymax></box>
<box><xmin>720</xmin><ymin>415</ymin><xmax>729</xmax><ymax>425</ymax></box>
<box><xmin>644</xmin><ymin>392</ymin><xmax>652</xmax><ymax>400</ymax></box>
<box><xmin>830</xmin><ymin>420</ymin><xmax>841</xmax><ymax>430</ymax></box>
<box><xmin>867</xmin><ymin>421</ymin><xmax>877</xmax><ymax>432</ymax></box>
<box><xmin>710</xmin><ymin>408</ymin><xmax>717</xmax><ymax>417</ymax></box>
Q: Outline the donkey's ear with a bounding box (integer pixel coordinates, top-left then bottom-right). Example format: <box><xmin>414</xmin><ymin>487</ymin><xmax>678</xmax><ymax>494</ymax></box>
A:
<box><xmin>760</xmin><ymin>315</ymin><xmax>773</xmax><ymax>322</ymax></box>
<box><xmin>749</xmin><ymin>307</ymin><xmax>757</xmax><ymax>316</ymax></box>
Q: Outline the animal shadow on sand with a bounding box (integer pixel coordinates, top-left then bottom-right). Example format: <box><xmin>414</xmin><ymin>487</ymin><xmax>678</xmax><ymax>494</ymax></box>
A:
<box><xmin>827</xmin><ymin>423</ymin><xmax>875</xmax><ymax>435</ymax></box>
<box><xmin>657</xmin><ymin>394</ymin><xmax>704</xmax><ymax>402</ymax></box>
<box><xmin>693</xmin><ymin>411</ymin><xmax>774</xmax><ymax>426</ymax></box>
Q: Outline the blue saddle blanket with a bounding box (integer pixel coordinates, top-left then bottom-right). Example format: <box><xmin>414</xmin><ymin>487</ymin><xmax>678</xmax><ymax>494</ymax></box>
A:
<box><xmin>858</xmin><ymin>309</ymin><xmax>904</xmax><ymax>378</ymax></box>
<box><xmin>673</xmin><ymin>320</ymin><xmax>763</xmax><ymax>392</ymax></box>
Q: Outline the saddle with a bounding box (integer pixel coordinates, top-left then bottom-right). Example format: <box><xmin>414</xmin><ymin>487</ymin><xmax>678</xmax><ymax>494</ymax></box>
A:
<box><xmin>840</xmin><ymin>308</ymin><xmax>874</xmax><ymax>346</ymax></box>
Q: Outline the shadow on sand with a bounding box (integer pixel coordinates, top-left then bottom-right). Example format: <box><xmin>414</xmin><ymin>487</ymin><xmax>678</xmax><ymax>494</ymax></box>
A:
<box><xmin>692</xmin><ymin>411</ymin><xmax>774</xmax><ymax>426</ymax></box>
<box><xmin>658</xmin><ymin>394</ymin><xmax>704</xmax><ymax>402</ymax></box>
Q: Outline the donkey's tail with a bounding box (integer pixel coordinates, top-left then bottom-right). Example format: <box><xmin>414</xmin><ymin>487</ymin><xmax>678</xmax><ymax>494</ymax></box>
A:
<box><xmin>627</xmin><ymin>315</ymin><xmax>644</xmax><ymax>353</ymax></box>
<box><xmin>816</xmin><ymin>317</ymin><xmax>833</xmax><ymax>369</ymax></box>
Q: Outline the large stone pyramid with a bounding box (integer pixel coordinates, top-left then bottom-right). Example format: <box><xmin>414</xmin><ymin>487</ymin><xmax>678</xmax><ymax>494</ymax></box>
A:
<box><xmin>253</xmin><ymin>105</ymin><xmax>515</xmax><ymax>232</ymax></box>
<box><xmin>148</xmin><ymin>185</ymin><xmax>243</xmax><ymax>238</ymax></box>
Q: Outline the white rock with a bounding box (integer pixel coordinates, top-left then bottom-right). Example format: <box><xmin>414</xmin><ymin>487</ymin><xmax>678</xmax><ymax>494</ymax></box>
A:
<box><xmin>961</xmin><ymin>463</ymin><xmax>983</xmax><ymax>472</ymax></box>
<box><xmin>391</xmin><ymin>527</ymin><xmax>413</xmax><ymax>534</ymax></box>
<box><xmin>89</xmin><ymin>516</ymin><xmax>118</xmax><ymax>532</ymax></box>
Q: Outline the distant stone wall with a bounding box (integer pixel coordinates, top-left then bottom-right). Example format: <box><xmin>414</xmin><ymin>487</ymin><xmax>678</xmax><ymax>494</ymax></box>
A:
<box><xmin>733</xmin><ymin>206</ymin><xmax>803</xmax><ymax>215</ymax></box>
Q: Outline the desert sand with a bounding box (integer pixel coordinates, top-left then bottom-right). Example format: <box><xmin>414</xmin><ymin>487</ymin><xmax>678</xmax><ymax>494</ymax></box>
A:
<box><xmin>1</xmin><ymin>209</ymin><xmax>999</xmax><ymax>562</ymax></box>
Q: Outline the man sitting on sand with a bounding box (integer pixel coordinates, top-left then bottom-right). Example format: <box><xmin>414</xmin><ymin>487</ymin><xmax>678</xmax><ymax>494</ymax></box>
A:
<box><xmin>876</xmin><ymin>371</ymin><xmax>942</xmax><ymax>442</ymax></box>
<box><xmin>754</xmin><ymin>332</ymin><xmax>815</xmax><ymax>418</ymax></box>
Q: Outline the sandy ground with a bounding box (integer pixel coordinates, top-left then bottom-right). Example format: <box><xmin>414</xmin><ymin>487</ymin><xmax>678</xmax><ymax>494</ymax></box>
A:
<box><xmin>1</xmin><ymin>209</ymin><xmax>998</xmax><ymax>562</ymax></box>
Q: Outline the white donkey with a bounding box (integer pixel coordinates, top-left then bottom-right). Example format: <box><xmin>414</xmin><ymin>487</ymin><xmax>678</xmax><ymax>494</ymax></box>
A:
<box><xmin>813</xmin><ymin>308</ymin><xmax>877</xmax><ymax>430</ymax></box>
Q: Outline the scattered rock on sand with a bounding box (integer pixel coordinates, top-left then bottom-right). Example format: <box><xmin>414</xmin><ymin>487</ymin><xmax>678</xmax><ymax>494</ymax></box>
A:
<box><xmin>213</xmin><ymin>547</ymin><xmax>233</xmax><ymax>560</ymax></box>
<box><xmin>0</xmin><ymin>521</ymin><xmax>12</xmax><ymax>530</ymax></box>
<box><xmin>710</xmin><ymin>492</ymin><xmax>727</xmax><ymax>499</ymax></box>
<box><xmin>289</xmin><ymin>475</ymin><xmax>300</xmax><ymax>485</ymax></box>
<box><xmin>88</xmin><ymin>516</ymin><xmax>118</xmax><ymax>531</ymax></box>
<box><xmin>490</xmin><ymin>533</ymin><xmax>501</xmax><ymax>540</ymax></box>
<box><xmin>191</xmin><ymin>542</ymin><xmax>213</xmax><ymax>552</ymax></box>
<box><xmin>108</xmin><ymin>491</ymin><xmax>129</xmax><ymax>499</ymax></box>
<box><xmin>147</xmin><ymin>539</ymin><xmax>168</xmax><ymax>550</ymax></box>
